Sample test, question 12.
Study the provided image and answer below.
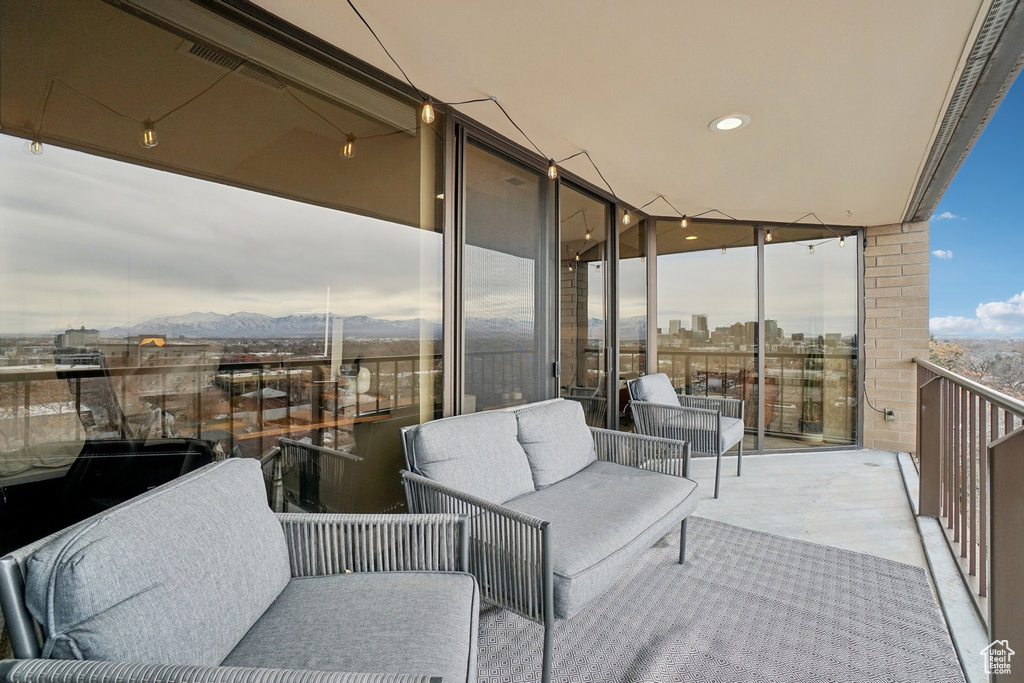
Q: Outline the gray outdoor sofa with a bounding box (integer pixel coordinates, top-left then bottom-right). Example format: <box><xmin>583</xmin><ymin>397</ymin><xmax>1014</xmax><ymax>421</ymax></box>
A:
<box><xmin>0</xmin><ymin>458</ymin><xmax>478</xmax><ymax>683</ymax></box>
<box><xmin>628</xmin><ymin>373</ymin><xmax>745</xmax><ymax>499</ymax></box>
<box><xmin>400</xmin><ymin>398</ymin><xmax>699</xmax><ymax>683</ymax></box>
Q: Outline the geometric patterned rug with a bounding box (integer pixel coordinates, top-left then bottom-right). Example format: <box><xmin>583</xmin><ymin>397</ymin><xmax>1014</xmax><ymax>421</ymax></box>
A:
<box><xmin>478</xmin><ymin>517</ymin><xmax>964</xmax><ymax>682</ymax></box>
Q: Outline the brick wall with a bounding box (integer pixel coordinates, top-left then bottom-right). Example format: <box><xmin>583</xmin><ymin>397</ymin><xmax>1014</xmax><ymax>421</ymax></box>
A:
<box><xmin>863</xmin><ymin>220</ymin><xmax>930</xmax><ymax>454</ymax></box>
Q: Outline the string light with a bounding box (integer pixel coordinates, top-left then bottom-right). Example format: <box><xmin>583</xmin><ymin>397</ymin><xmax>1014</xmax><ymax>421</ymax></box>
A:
<box><xmin>421</xmin><ymin>99</ymin><xmax>435</xmax><ymax>124</ymax></box>
<box><xmin>721</xmin><ymin>247</ymin><xmax>727</xmax><ymax>254</ymax></box>
<box><xmin>809</xmin><ymin>245</ymin><xmax>815</xmax><ymax>255</ymax></box>
<box><xmin>765</xmin><ymin>229</ymin><xmax>774</xmax><ymax>243</ymax></box>
<box><xmin>568</xmin><ymin>262</ymin><xmax>574</xmax><ymax>272</ymax></box>
<box><xmin>575</xmin><ymin>252</ymin><xmax>580</xmax><ymax>261</ymax></box>
<box><xmin>622</xmin><ymin>211</ymin><xmax>632</xmax><ymax>226</ymax></box>
<box><xmin>342</xmin><ymin>134</ymin><xmax>356</xmax><ymax>158</ymax></box>
<box><xmin>140</xmin><ymin>120</ymin><xmax>157</xmax><ymax>148</ymax></box>
<box><xmin>681</xmin><ymin>215</ymin><xmax>688</xmax><ymax>229</ymax></box>
<box><xmin>24</xmin><ymin>139</ymin><xmax>43</xmax><ymax>155</ymax></box>
<box><xmin>839</xmin><ymin>235</ymin><xmax>846</xmax><ymax>248</ymax></box>
<box><xmin>547</xmin><ymin>159</ymin><xmax>558</xmax><ymax>180</ymax></box>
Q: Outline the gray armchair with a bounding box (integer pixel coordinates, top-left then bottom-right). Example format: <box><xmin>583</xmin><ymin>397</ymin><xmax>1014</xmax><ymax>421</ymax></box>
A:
<box><xmin>627</xmin><ymin>373</ymin><xmax>745</xmax><ymax>499</ymax></box>
<box><xmin>400</xmin><ymin>399</ymin><xmax>697</xmax><ymax>683</ymax></box>
<box><xmin>0</xmin><ymin>459</ymin><xmax>476</xmax><ymax>683</ymax></box>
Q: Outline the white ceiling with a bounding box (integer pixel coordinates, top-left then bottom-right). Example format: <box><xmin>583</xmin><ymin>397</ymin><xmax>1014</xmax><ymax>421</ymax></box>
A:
<box><xmin>252</xmin><ymin>0</ymin><xmax>988</xmax><ymax>227</ymax></box>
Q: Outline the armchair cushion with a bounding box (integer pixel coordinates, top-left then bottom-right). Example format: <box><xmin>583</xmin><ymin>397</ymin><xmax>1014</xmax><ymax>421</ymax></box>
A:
<box><xmin>410</xmin><ymin>411</ymin><xmax>534</xmax><ymax>504</ymax></box>
<box><xmin>223</xmin><ymin>572</ymin><xmax>479</xmax><ymax>683</ymax></box>
<box><xmin>629</xmin><ymin>373</ymin><xmax>680</xmax><ymax>406</ymax></box>
<box><xmin>667</xmin><ymin>413</ymin><xmax>746</xmax><ymax>452</ymax></box>
<box><xmin>503</xmin><ymin>460</ymin><xmax>698</xmax><ymax>618</ymax></box>
<box><xmin>514</xmin><ymin>399</ymin><xmax>597</xmax><ymax>488</ymax></box>
<box><xmin>24</xmin><ymin>459</ymin><xmax>290</xmax><ymax>666</ymax></box>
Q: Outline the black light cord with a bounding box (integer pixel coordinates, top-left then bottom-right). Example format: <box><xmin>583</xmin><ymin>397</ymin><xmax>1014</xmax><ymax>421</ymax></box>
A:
<box><xmin>345</xmin><ymin>0</ymin><xmax>425</xmax><ymax>101</ymax></box>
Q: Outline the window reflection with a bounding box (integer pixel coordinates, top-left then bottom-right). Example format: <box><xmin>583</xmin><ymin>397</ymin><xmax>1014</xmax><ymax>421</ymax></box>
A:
<box><xmin>0</xmin><ymin>0</ymin><xmax>444</xmax><ymax>550</ymax></box>
<box><xmin>559</xmin><ymin>186</ymin><xmax>609</xmax><ymax>427</ymax></box>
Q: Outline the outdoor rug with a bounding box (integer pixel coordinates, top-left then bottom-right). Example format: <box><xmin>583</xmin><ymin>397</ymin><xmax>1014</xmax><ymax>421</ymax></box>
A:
<box><xmin>478</xmin><ymin>516</ymin><xmax>963</xmax><ymax>682</ymax></box>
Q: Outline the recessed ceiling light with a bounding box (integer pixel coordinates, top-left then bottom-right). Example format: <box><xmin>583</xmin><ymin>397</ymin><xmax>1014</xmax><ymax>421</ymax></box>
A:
<box><xmin>436</xmin><ymin>193</ymin><xmax>444</xmax><ymax>199</ymax></box>
<box><xmin>710</xmin><ymin>114</ymin><xmax>750</xmax><ymax>132</ymax></box>
<box><xmin>685</xmin><ymin>235</ymin><xmax>698</xmax><ymax>241</ymax></box>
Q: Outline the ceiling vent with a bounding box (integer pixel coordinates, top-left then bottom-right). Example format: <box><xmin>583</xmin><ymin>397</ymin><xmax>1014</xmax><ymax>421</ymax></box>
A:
<box><xmin>177</xmin><ymin>40</ymin><xmax>285</xmax><ymax>91</ymax></box>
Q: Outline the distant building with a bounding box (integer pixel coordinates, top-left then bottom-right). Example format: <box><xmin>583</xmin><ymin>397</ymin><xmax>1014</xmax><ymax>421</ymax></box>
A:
<box><xmin>54</xmin><ymin>326</ymin><xmax>99</xmax><ymax>348</ymax></box>
<box><xmin>765</xmin><ymin>319</ymin><xmax>779</xmax><ymax>344</ymax></box>
<box><xmin>691</xmin><ymin>314</ymin><xmax>708</xmax><ymax>341</ymax></box>
<box><xmin>669</xmin><ymin>319</ymin><xmax>681</xmax><ymax>335</ymax></box>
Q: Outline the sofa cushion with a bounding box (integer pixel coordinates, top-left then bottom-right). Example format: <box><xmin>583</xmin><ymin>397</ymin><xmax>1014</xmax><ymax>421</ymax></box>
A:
<box><xmin>504</xmin><ymin>460</ymin><xmax>698</xmax><ymax>618</ymax></box>
<box><xmin>223</xmin><ymin>572</ymin><xmax>479</xmax><ymax>683</ymax></box>
<box><xmin>515</xmin><ymin>399</ymin><xmax>597</xmax><ymax>488</ymax></box>
<box><xmin>629</xmin><ymin>373</ymin><xmax>680</xmax><ymax>406</ymax></box>
<box><xmin>410</xmin><ymin>411</ymin><xmax>534</xmax><ymax>503</ymax></box>
<box><xmin>667</xmin><ymin>413</ymin><xmax>745</xmax><ymax>453</ymax></box>
<box><xmin>24</xmin><ymin>459</ymin><xmax>290</xmax><ymax>666</ymax></box>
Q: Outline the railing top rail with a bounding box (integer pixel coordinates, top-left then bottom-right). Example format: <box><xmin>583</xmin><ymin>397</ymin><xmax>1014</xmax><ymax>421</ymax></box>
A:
<box><xmin>0</xmin><ymin>353</ymin><xmax>441</xmax><ymax>384</ymax></box>
<box><xmin>913</xmin><ymin>356</ymin><xmax>1024</xmax><ymax>417</ymax></box>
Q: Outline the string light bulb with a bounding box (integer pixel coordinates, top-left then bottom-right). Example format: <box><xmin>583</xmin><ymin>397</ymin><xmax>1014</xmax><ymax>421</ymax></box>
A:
<box><xmin>721</xmin><ymin>247</ymin><xmax>727</xmax><ymax>255</ymax></box>
<box><xmin>25</xmin><ymin>139</ymin><xmax>43</xmax><ymax>155</ymax></box>
<box><xmin>421</xmin><ymin>99</ymin><xmax>435</xmax><ymax>124</ymax></box>
<box><xmin>681</xmin><ymin>215</ymin><xmax>688</xmax><ymax>229</ymax></box>
<box><xmin>568</xmin><ymin>262</ymin><xmax>574</xmax><ymax>273</ymax></box>
<box><xmin>765</xmin><ymin>229</ymin><xmax>773</xmax><ymax>243</ymax></box>
<box><xmin>622</xmin><ymin>211</ymin><xmax>631</xmax><ymax>226</ymax></box>
<box><xmin>140</xmin><ymin>120</ymin><xmax>157</xmax><ymax>148</ymax></box>
<box><xmin>809</xmin><ymin>245</ymin><xmax>815</xmax><ymax>255</ymax></box>
<box><xmin>547</xmin><ymin>159</ymin><xmax>558</xmax><ymax>180</ymax></box>
<box><xmin>585</xmin><ymin>230</ymin><xmax>591</xmax><ymax>241</ymax></box>
<box><xmin>575</xmin><ymin>252</ymin><xmax>580</xmax><ymax>262</ymax></box>
<box><xmin>342</xmin><ymin>134</ymin><xmax>356</xmax><ymax>159</ymax></box>
<box><xmin>839</xmin><ymin>236</ymin><xmax>846</xmax><ymax>248</ymax></box>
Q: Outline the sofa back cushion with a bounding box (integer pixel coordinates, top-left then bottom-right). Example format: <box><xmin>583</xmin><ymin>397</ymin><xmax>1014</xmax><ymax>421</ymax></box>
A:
<box><xmin>410</xmin><ymin>411</ymin><xmax>535</xmax><ymax>503</ymax></box>
<box><xmin>515</xmin><ymin>399</ymin><xmax>597</xmax><ymax>488</ymax></box>
<box><xmin>24</xmin><ymin>458</ymin><xmax>290</xmax><ymax>666</ymax></box>
<box><xmin>629</xmin><ymin>373</ymin><xmax>680</xmax><ymax>406</ymax></box>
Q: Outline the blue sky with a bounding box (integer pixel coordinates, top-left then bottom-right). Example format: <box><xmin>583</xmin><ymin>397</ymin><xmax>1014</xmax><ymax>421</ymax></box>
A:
<box><xmin>928</xmin><ymin>76</ymin><xmax>1024</xmax><ymax>337</ymax></box>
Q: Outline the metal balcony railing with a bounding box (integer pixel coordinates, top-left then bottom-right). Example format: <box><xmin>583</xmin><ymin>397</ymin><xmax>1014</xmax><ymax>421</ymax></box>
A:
<box><xmin>0</xmin><ymin>354</ymin><xmax>442</xmax><ymax>457</ymax></box>
<box><xmin>913</xmin><ymin>357</ymin><xmax>1024</xmax><ymax>646</ymax></box>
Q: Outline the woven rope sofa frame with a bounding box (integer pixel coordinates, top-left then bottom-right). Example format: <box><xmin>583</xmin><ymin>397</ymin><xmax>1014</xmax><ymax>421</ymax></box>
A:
<box><xmin>0</xmin><ymin>511</ymin><xmax>468</xmax><ymax>683</ymax></box>
<box><xmin>399</xmin><ymin>408</ymin><xmax>691</xmax><ymax>683</ymax></box>
<box><xmin>627</xmin><ymin>377</ymin><xmax>744</xmax><ymax>499</ymax></box>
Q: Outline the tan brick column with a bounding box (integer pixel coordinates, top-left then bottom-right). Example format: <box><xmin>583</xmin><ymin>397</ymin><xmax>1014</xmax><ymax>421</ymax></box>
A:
<box><xmin>862</xmin><ymin>220</ymin><xmax>930</xmax><ymax>453</ymax></box>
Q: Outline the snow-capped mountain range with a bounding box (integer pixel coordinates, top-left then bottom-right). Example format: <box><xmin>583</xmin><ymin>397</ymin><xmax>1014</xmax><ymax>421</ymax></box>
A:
<box><xmin>103</xmin><ymin>312</ymin><xmax>442</xmax><ymax>339</ymax></box>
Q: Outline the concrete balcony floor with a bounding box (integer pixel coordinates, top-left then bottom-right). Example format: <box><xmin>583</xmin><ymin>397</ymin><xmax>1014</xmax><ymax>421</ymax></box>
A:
<box><xmin>688</xmin><ymin>449</ymin><xmax>926</xmax><ymax>568</ymax></box>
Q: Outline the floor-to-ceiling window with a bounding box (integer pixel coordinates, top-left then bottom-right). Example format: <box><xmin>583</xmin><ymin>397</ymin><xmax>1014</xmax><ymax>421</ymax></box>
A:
<box><xmin>655</xmin><ymin>218</ymin><xmax>860</xmax><ymax>451</ymax></box>
<box><xmin>559</xmin><ymin>184</ymin><xmax>610</xmax><ymax>426</ymax></box>
<box><xmin>0</xmin><ymin>0</ymin><xmax>444</xmax><ymax>550</ymax></box>
<box><xmin>462</xmin><ymin>140</ymin><xmax>556</xmax><ymax>412</ymax></box>
<box><xmin>656</xmin><ymin>220</ymin><xmax>759</xmax><ymax>450</ymax></box>
<box><xmin>764</xmin><ymin>226</ymin><xmax>859</xmax><ymax>448</ymax></box>
<box><xmin>617</xmin><ymin>218</ymin><xmax>648</xmax><ymax>431</ymax></box>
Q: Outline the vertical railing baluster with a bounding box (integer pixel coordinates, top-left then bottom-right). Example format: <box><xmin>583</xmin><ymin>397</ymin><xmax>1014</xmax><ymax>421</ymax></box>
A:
<box><xmin>979</xmin><ymin>398</ymin><xmax>988</xmax><ymax>595</ymax></box>
<box><xmin>968</xmin><ymin>391</ymin><xmax>976</xmax><ymax>570</ymax></box>
<box><xmin>23</xmin><ymin>381</ymin><xmax>30</xmax><ymax>447</ymax></box>
<box><xmin>75</xmin><ymin>377</ymin><xmax>82</xmax><ymax>442</ymax></box>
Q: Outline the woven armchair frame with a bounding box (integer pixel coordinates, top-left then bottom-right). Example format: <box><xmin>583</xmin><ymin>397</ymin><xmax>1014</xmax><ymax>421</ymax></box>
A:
<box><xmin>277</xmin><ymin>513</ymin><xmax>468</xmax><ymax>576</ymax></box>
<box><xmin>0</xmin><ymin>660</ymin><xmax>441</xmax><ymax>683</ymax></box>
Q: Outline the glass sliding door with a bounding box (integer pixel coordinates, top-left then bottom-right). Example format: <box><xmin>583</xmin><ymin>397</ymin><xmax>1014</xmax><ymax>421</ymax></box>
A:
<box><xmin>655</xmin><ymin>220</ymin><xmax>759</xmax><ymax>451</ymax></box>
<box><xmin>617</xmin><ymin>218</ymin><xmax>647</xmax><ymax>431</ymax></box>
<box><xmin>462</xmin><ymin>140</ymin><xmax>556</xmax><ymax>412</ymax></box>
<box><xmin>558</xmin><ymin>185</ymin><xmax>609</xmax><ymax>426</ymax></box>
<box><xmin>763</xmin><ymin>226</ymin><xmax>859</xmax><ymax>448</ymax></box>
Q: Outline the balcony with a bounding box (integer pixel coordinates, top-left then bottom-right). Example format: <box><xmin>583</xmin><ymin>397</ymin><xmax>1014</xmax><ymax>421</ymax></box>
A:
<box><xmin>3</xmin><ymin>354</ymin><xmax>1021</xmax><ymax>681</ymax></box>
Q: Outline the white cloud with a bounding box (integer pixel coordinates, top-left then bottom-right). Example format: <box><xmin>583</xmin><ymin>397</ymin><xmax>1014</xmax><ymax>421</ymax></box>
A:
<box><xmin>932</xmin><ymin>211</ymin><xmax>963</xmax><ymax>221</ymax></box>
<box><xmin>931</xmin><ymin>249</ymin><xmax>954</xmax><ymax>260</ymax></box>
<box><xmin>930</xmin><ymin>291</ymin><xmax>1024</xmax><ymax>336</ymax></box>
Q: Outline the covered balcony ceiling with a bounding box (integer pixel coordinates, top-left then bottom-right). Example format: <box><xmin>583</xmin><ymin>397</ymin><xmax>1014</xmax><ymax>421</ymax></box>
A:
<box><xmin>251</xmin><ymin>0</ymin><xmax>1019</xmax><ymax>227</ymax></box>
